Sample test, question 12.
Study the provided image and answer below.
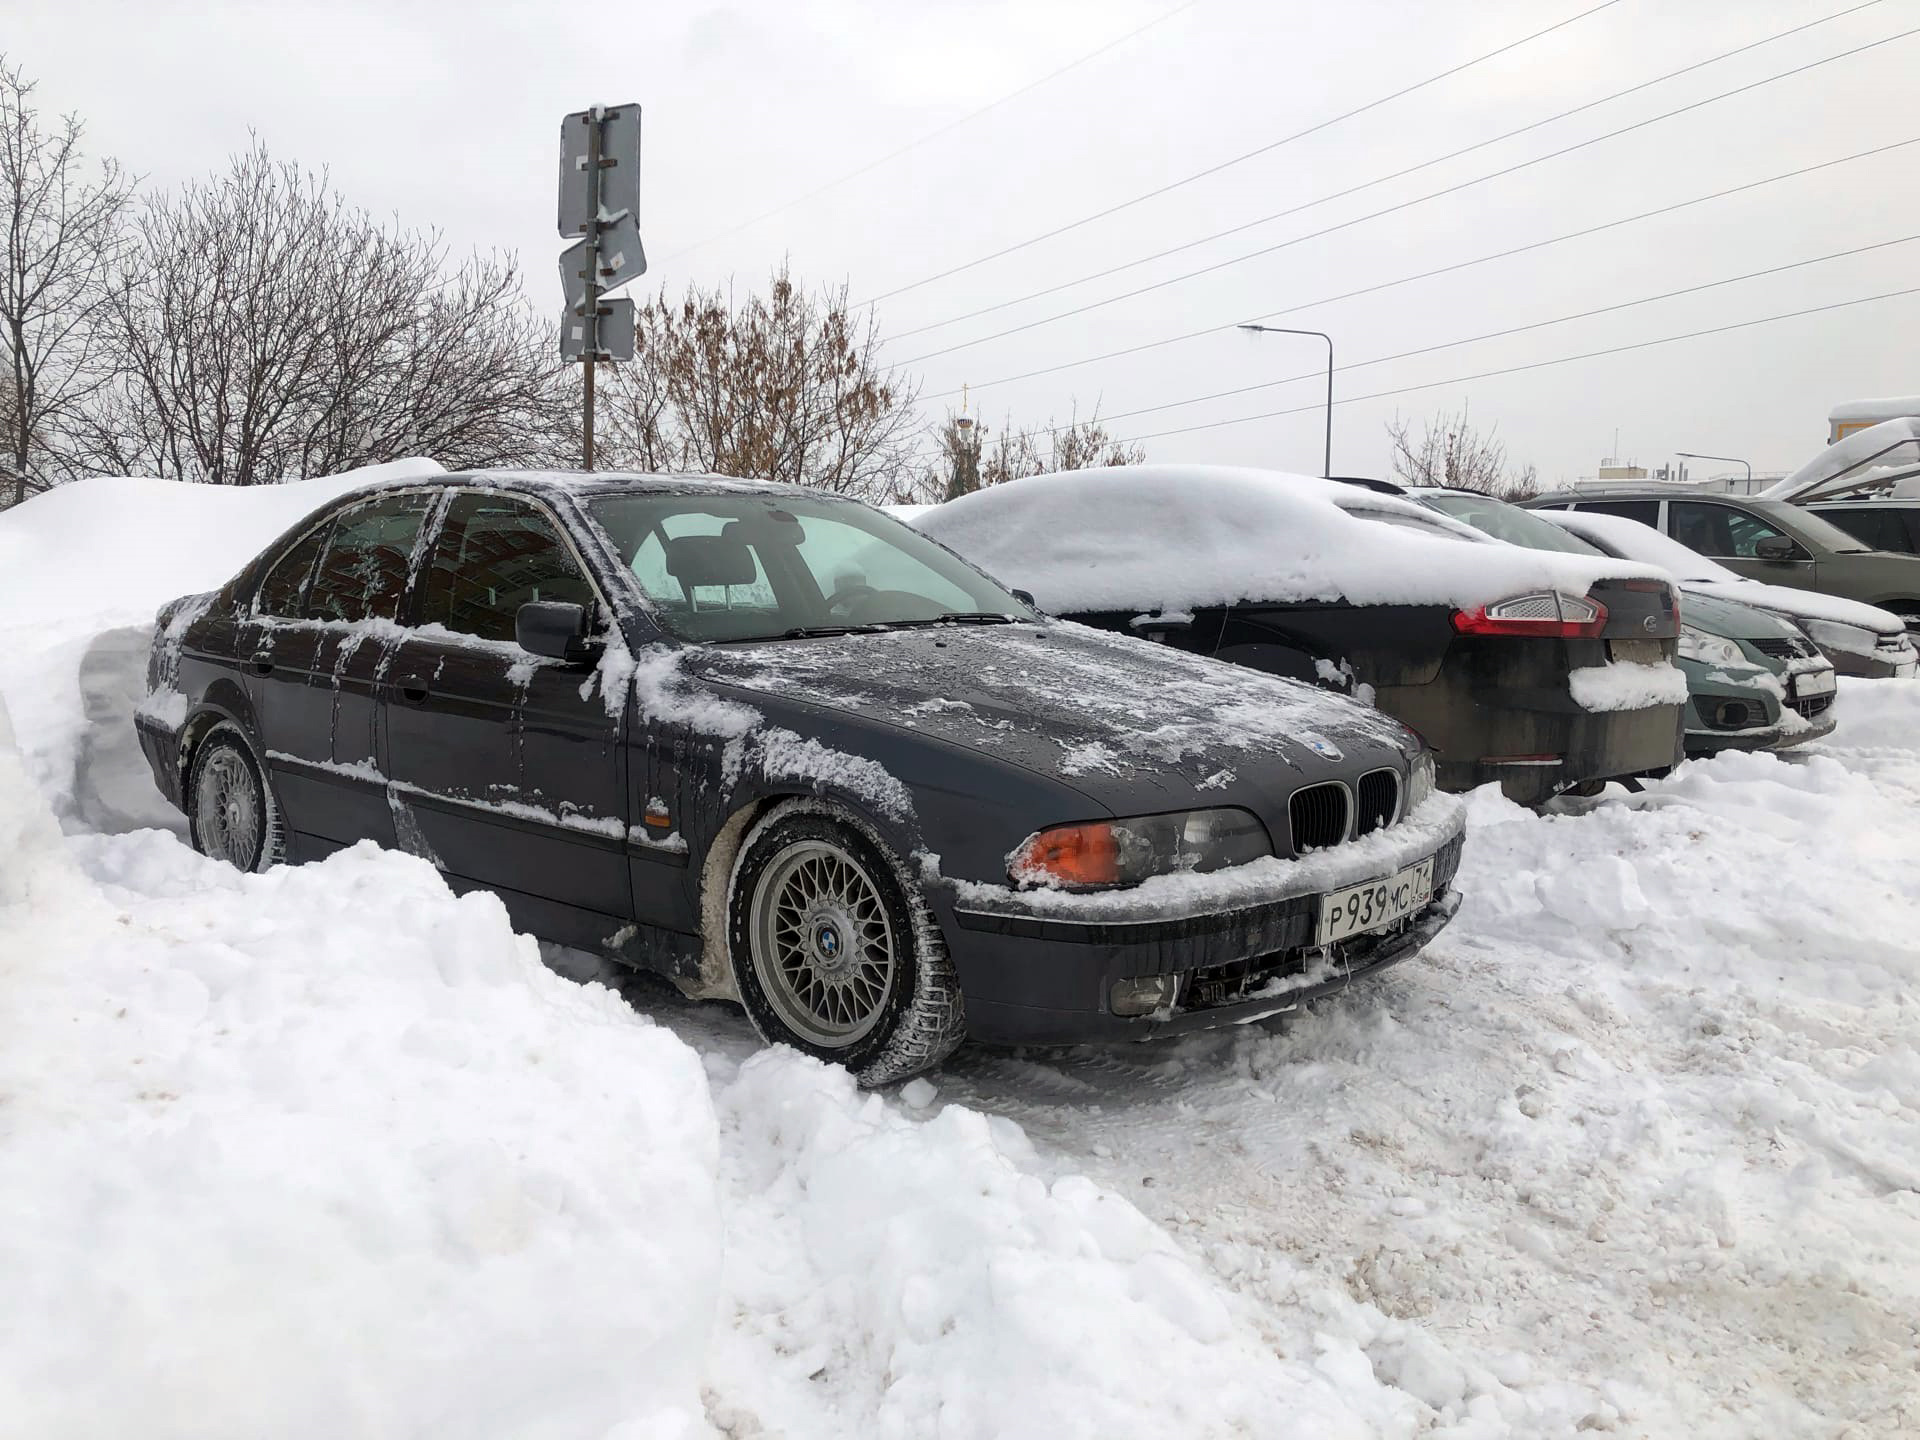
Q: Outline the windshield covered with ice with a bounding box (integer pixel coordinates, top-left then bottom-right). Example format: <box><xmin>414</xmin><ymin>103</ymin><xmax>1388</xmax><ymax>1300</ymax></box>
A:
<box><xmin>587</xmin><ymin>491</ymin><xmax>1032</xmax><ymax>643</ymax></box>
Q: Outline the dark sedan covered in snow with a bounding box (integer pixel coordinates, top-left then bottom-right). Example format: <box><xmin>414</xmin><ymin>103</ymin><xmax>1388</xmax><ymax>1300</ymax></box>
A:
<box><xmin>136</xmin><ymin>471</ymin><xmax>1466</xmax><ymax>1083</ymax></box>
<box><xmin>912</xmin><ymin>465</ymin><xmax>1689</xmax><ymax>805</ymax></box>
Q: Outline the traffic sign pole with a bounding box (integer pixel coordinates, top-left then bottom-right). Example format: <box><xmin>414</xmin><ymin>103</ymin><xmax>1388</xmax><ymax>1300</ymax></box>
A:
<box><xmin>583</xmin><ymin>109</ymin><xmax>601</xmax><ymax>470</ymax></box>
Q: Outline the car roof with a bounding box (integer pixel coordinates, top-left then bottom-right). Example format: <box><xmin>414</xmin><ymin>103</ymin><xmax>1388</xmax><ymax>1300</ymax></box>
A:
<box><xmin>1531</xmin><ymin>483</ymin><xmax>1721</xmax><ymax>502</ymax></box>
<box><xmin>325</xmin><ymin>467</ymin><xmax>823</xmax><ymax>509</ymax></box>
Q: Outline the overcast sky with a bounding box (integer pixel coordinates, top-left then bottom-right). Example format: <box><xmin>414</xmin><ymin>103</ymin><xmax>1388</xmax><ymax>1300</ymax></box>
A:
<box><xmin>9</xmin><ymin>0</ymin><xmax>1917</xmax><ymax>484</ymax></box>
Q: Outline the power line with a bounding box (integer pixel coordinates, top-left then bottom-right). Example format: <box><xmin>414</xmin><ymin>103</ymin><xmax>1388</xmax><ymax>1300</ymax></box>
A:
<box><xmin>892</xmin><ymin>24</ymin><xmax>1920</xmax><ymax>369</ymax></box>
<box><xmin>920</xmin><ymin>134</ymin><xmax>1919</xmax><ymax>403</ymax></box>
<box><xmin>892</xmin><ymin>0</ymin><xmax>1888</xmax><ymax>342</ymax></box>
<box><xmin>857</xmin><ymin>0</ymin><xmax>1626</xmax><ymax>307</ymax></box>
<box><xmin>1106</xmin><ymin>285</ymin><xmax>1920</xmax><ymax>447</ymax></box>
<box><xmin>655</xmin><ymin>0</ymin><xmax>1206</xmax><ymax>264</ymax></box>
<box><xmin>1041</xmin><ymin>234</ymin><xmax>1919</xmax><ymax>435</ymax></box>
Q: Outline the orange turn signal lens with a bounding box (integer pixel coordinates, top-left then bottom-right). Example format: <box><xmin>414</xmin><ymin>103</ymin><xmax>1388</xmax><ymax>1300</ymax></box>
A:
<box><xmin>1011</xmin><ymin>822</ymin><xmax>1122</xmax><ymax>888</ymax></box>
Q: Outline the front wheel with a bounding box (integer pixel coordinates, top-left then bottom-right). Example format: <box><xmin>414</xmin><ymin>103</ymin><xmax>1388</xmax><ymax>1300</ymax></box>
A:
<box><xmin>727</xmin><ymin>805</ymin><xmax>965</xmax><ymax>1085</ymax></box>
<box><xmin>186</xmin><ymin>725</ymin><xmax>284</xmax><ymax>872</ymax></box>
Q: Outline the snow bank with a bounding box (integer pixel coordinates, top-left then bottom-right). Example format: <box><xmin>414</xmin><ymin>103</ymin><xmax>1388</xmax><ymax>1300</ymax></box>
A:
<box><xmin>913</xmin><ymin>465</ymin><xmax>1667</xmax><ymax>615</ymax></box>
<box><xmin>0</xmin><ymin>707</ymin><xmax>723</xmax><ymax>1438</ymax></box>
<box><xmin>0</xmin><ymin>459</ymin><xmax>443</xmax><ymax>809</ymax></box>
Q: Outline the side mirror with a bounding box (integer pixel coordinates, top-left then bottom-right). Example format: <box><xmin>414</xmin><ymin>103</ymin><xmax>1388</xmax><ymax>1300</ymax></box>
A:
<box><xmin>1011</xmin><ymin>588</ymin><xmax>1040</xmax><ymax>611</ymax></box>
<box><xmin>516</xmin><ymin>601</ymin><xmax>602</xmax><ymax>665</ymax></box>
<box><xmin>1754</xmin><ymin>535</ymin><xmax>1798</xmax><ymax>563</ymax></box>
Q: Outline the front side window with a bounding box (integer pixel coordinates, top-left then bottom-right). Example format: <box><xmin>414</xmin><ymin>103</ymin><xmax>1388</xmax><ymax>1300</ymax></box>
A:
<box><xmin>1670</xmin><ymin>501</ymin><xmax>1798</xmax><ymax>560</ymax></box>
<box><xmin>306</xmin><ymin>492</ymin><xmax>435</xmax><ymax>623</ymax></box>
<box><xmin>419</xmin><ymin>493</ymin><xmax>598</xmax><ymax>643</ymax></box>
<box><xmin>587</xmin><ymin>491</ymin><xmax>1029</xmax><ymax>643</ymax></box>
<box><xmin>256</xmin><ymin>526</ymin><xmax>328</xmax><ymax>618</ymax></box>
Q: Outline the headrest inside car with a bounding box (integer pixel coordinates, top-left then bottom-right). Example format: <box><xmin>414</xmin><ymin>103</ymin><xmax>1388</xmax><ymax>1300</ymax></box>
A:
<box><xmin>664</xmin><ymin>534</ymin><xmax>758</xmax><ymax>589</ymax></box>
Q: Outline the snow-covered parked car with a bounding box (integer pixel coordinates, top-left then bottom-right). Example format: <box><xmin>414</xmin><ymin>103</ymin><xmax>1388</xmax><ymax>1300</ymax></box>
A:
<box><xmin>1536</xmin><ymin>509</ymin><xmax>1919</xmax><ymax>680</ymax></box>
<box><xmin>911</xmin><ymin>465</ymin><xmax>1688</xmax><ymax>805</ymax></box>
<box><xmin>135</xmin><ymin>470</ymin><xmax>1467</xmax><ymax>1083</ymax></box>
<box><xmin>1408</xmin><ymin>487</ymin><xmax>1838</xmax><ymax>756</ymax></box>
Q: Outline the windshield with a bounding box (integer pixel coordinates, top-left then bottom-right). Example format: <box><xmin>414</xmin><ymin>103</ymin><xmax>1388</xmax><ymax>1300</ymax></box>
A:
<box><xmin>1419</xmin><ymin>491</ymin><xmax>1606</xmax><ymax>555</ymax></box>
<box><xmin>587</xmin><ymin>491</ymin><xmax>1032</xmax><ymax>642</ymax></box>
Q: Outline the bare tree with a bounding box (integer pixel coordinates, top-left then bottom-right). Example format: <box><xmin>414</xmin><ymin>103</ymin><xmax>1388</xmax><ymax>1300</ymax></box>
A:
<box><xmin>599</xmin><ymin>266</ymin><xmax>918</xmax><ymax>499</ymax></box>
<box><xmin>927</xmin><ymin>403</ymin><xmax>1144</xmax><ymax>500</ymax></box>
<box><xmin>82</xmin><ymin>142</ymin><xmax>566</xmax><ymax>485</ymax></box>
<box><xmin>1385</xmin><ymin>403</ymin><xmax>1538</xmax><ymax>499</ymax></box>
<box><xmin>0</xmin><ymin>57</ymin><xmax>135</xmax><ymax>505</ymax></box>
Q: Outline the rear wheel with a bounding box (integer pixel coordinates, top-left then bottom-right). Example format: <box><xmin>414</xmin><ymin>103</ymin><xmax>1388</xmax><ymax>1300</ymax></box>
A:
<box><xmin>727</xmin><ymin>805</ymin><xmax>964</xmax><ymax>1085</ymax></box>
<box><xmin>186</xmin><ymin>726</ymin><xmax>284</xmax><ymax>872</ymax></box>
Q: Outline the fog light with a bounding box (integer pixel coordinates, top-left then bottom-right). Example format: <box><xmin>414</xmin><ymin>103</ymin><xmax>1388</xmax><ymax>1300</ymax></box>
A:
<box><xmin>1110</xmin><ymin>974</ymin><xmax>1180</xmax><ymax>1017</ymax></box>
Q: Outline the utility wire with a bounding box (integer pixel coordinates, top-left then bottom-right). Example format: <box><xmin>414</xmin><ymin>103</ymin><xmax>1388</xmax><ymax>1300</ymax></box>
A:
<box><xmin>857</xmin><ymin>0</ymin><xmax>1626</xmax><ymax>306</ymax></box>
<box><xmin>893</xmin><ymin>24</ymin><xmax>1920</xmax><ymax>368</ymax></box>
<box><xmin>1106</xmin><ymin>285</ymin><xmax>1920</xmax><ymax>447</ymax></box>
<box><xmin>657</xmin><ymin>0</ymin><xmax>1206</xmax><ymax>263</ymax></box>
<box><xmin>1034</xmin><ymin>233</ymin><xmax>1919</xmax><ymax>435</ymax></box>
<box><xmin>922</xmin><ymin>134</ymin><xmax>1920</xmax><ymax>403</ymax></box>
<box><xmin>892</xmin><ymin>0</ymin><xmax>1888</xmax><ymax>341</ymax></box>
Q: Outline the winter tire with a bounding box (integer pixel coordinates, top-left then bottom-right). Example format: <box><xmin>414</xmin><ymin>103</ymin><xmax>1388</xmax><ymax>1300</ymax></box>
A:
<box><xmin>186</xmin><ymin>725</ymin><xmax>285</xmax><ymax>873</ymax></box>
<box><xmin>727</xmin><ymin>804</ymin><xmax>965</xmax><ymax>1086</ymax></box>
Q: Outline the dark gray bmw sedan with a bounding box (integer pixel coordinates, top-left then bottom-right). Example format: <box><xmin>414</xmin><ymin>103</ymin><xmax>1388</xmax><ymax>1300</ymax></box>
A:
<box><xmin>136</xmin><ymin>471</ymin><xmax>1466</xmax><ymax>1083</ymax></box>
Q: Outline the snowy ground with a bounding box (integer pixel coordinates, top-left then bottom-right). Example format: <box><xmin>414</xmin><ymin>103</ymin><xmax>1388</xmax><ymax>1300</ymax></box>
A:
<box><xmin>3</xmin><ymin>475</ymin><xmax>1918</xmax><ymax>1438</ymax></box>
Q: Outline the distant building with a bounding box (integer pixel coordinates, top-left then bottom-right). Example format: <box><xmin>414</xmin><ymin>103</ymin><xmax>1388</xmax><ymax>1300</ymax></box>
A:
<box><xmin>1829</xmin><ymin>395</ymin><xmax>1919</xmax><ymax>444</ymax></box>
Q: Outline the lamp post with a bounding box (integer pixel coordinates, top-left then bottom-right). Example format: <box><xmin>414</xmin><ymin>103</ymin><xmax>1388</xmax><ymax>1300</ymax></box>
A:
<box><xmin>1676</xmin><ymin>451</ymin><xmax>1752</xmax><ymax>489</ymax></box>
<box><xmin>1237</xmin><ymin>324</ymin><xmax>1333</xmax><ymax>478</ymax></box>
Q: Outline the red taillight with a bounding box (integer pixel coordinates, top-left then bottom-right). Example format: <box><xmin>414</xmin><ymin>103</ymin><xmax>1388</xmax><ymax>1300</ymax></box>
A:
<box><xmin>1452</xmin><ymin>590</ymin><xmax>1608</xmax><ymax>639</ymax></box>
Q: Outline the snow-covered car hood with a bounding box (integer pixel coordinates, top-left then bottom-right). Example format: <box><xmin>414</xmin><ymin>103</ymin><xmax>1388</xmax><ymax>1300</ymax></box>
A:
<box><xmin>688</xmin><ymin>620</ymin><xmax>1419</xmax><ymax>804</ymax></box>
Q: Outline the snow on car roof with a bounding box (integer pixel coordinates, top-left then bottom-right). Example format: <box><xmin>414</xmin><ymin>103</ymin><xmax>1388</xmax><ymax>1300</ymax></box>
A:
<box><xmin>1762</xmin><ymin>417</ymin><xmax>1920</xmax><ymax>503</ymax></box>
<box><xmin>1827</xmin><ymin>394</ymin><xmax>1920</xmax><ymax>422</ymax></box>
<box><xmin>1535</xmin><ymin>509</ymin><xmax>1741</xmax><ymax>584</ymax></box>
<box><xmin>911</xmin><ymin>464</ymin><xmax>1665</xmax><ymax>614</ymax></box>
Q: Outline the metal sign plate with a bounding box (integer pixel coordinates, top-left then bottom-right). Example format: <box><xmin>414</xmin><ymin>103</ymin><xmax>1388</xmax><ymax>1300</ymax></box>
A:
<box><xmin>557</xmin><ymin>104</ymin><xmax>641</xmax><ymax>237</ymax></box>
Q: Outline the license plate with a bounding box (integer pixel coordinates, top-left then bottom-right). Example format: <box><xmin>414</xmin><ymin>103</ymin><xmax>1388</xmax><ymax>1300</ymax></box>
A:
<box><xmin>1792</xmin><ymin>669</ymin><xmax>1836</xmax><ymax>698</ymax></box>
<box><xmin>1608</xmin><ymin>639</ymin><xmax>1664</xmax><ymax>665</ymax></box>
<box><xmin>1317</xmin><ymin>858</ymin><xmax>1436</xmax><ymax>945</ymax></box>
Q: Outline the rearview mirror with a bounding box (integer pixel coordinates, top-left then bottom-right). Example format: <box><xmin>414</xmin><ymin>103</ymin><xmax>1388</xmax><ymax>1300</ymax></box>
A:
<box><xmin>1754</xmin><ymin>535</ymin><xmax>1798</xmax><ymax>563</ymax></box>
<box><xmin>516</xmin><ymin>601</ymin><xmax>602</xmax><ymax>665</ymax></box>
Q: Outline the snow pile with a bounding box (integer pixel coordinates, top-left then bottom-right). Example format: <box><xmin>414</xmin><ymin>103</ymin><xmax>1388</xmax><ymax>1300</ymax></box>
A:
<box><xmin>0</xmin><ymin>460</ymin><xmax>443</xmax><ymax>812</ymax></box>
<box><xmin>0</xmin><ymin>701</ymin><xmax>723</xmax><ymax>1438</ymax></box>
<box><xmin>912</xmin><ymin>465</ymin><xmax>1668</xmax><ymax>616</ymax></box>
<box><xmin>1827</xmin><ymin>393</ymin><xmax>1920</xmax><ymax>423</ymax></box>
<box><xmin>1567</xmin><ymin>657</ymin><xmax>1692</xmax><ymax>712</ymax></box>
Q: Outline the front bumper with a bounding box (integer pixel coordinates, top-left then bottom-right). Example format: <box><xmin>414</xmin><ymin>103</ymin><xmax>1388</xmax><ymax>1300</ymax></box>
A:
<box><xmin>939</xmin><ymin>813</ymin><xmax>1466</xmax><ymax>1046</ymax></box>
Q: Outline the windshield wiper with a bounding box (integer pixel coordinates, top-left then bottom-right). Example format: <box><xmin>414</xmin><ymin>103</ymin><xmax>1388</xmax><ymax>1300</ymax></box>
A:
<box><xmin>776</xmin><ymin>623</ymin><xmax>886</xmax><ymax>639</ymax></box>
<box><xmin>876</xmin><ymin>612</ymin><xmax>1021</xmax><ymax>630</ymax></box>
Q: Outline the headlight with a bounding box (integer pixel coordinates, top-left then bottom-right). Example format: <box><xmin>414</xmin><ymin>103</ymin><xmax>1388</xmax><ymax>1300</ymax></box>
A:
<box><xmin>1009</xmin><ymin>807</ymin><xmax>1270</xmax><ymax>890</ymax></box>
<box><xmin>1407</xmin><ymin>748</ymin><xmax>1436</xmax><ymax>811</ymax></box>
<box><xmin>1677</xmin><ymin>625</ymin><xmax>1744</xmax><ymax>667</ymax></box>
<box><xmin>1801</xmin><ymin>618</ymin><xmax>1877</xmax><ymax>659</ymax></box>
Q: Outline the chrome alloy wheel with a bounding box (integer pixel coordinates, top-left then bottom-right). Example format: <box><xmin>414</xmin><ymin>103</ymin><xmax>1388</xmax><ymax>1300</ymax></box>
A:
<box><xmin>193</xmin><ymin>745</ymin><xmax>264</xmax><ymax>869</ymax></box>
<box><xmin>748</xmin><ymin>838</ymin><xmax>897</xmax><ymax>1048</ymax></box>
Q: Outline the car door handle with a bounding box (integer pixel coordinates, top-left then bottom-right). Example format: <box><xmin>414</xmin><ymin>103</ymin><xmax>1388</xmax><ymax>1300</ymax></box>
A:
<box><xmin>249</xmin><ymin>652</ymin><xmax>275</xmax><ymax>676</ymax></box>
<box><xmin>399</xmin><ymin>677</ymin><xmax>430</xmax><ymax>703</ymax></box>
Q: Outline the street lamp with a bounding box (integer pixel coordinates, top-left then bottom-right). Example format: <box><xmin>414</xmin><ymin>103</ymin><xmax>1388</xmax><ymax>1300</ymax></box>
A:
<box><xmin>1237</xmin><ymin>324</ymin><xmax>1333</xmax><ymax>478</ymax></box>
<box><xmin>1676</xmin><ymin>451</ymin><xmax>1752</xmax><ymax>489</ymax></box>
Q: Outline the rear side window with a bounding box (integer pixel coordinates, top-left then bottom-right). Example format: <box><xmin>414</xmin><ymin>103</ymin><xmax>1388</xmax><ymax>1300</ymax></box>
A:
<box><xmin>1816</xmin><ymin>506</ymin><xmax>1905</xmax><ymax>552</ymax></box>
<box><xmin>1575</xmin><ymin>500</ymin><xmax>1660</xmax><ymax>528</ymax></box>
<box><xmin>256</xmin><ymin>527</ymin><xmax>328</xmax><ymax>618</ymax></box>
<box><xmin>306</xmin><ymin>493</ymin><xmax>435</xmax><ymax>624</ymax></box>
<box><xmin>419</xmin><ymin>493</ymin><xmax>597</xmax><ymax>644</ymax></box>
